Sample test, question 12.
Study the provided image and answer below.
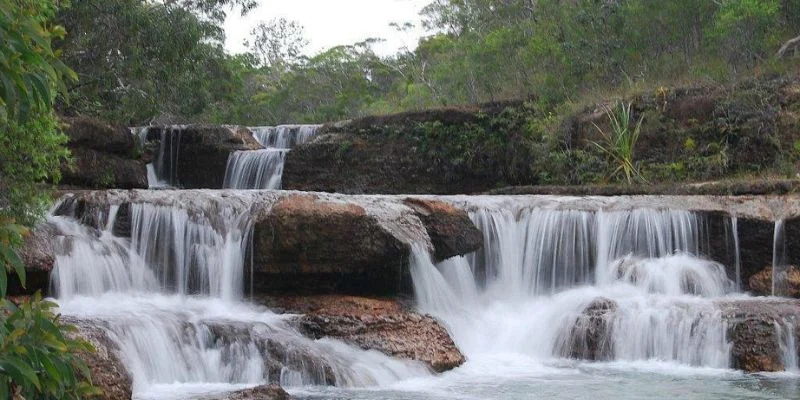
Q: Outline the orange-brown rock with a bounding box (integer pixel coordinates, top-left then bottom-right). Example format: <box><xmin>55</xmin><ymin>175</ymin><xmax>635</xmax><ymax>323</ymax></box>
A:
<box><xmin>404</xmin><ymin>198</ymin><xmax>482</xmax><ymax>261</ymax></box>
<box><xmin>251</xmin><ymin>195</ymin><xmax>410</xmax><ymax>295</ymax></box>
<box><xmin>261</xmin><ymin>295</ymin><xmax>465</xmax><ymax>372</ymax></box>
<box><xmin>748</xmin><ymin>266</ymin><xmax>800</xmax><ymax>297</ymax></box>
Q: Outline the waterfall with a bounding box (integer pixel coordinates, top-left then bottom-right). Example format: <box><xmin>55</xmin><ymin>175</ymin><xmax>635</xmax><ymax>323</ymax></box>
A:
<box><xmin>221</xmin><ymin>125</ymin><xmax>319</xmax><ymax>190</ymax></box>
<box><xmin>249</xmin><ymin>125</ymin><xmax>321</xmax><ymax>148</ymax></box>
<box><xmin>411</xmin><ymin>206</ymin><xmax>737</xmax><ymax>367</ymax></box>
<box><xmin>49</xmin><ymin>198</ymin><xmax>429</xmax><ymax>398</ymax></box>
<box><xmin>223</xmin><ymin>149</ymin><xmax>287</xmax><ymax>190</ymax></box>
<box><xmin>773</xmin><ymin>219</ymin><xmax>787</xmax><ymax>296</ymax></box>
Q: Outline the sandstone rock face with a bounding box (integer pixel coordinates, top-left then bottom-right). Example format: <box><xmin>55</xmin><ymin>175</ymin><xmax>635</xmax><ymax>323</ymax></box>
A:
<box><xmin>252</xmin><ymin>195</ymin><xmax>410</xmax><ymax>295</ymax></box>
<box><xmin>261</xmin><ymin>295</ymin><xmax>465</xmax><ymax>372</ymax></box>
<box><xmin>403</xmin><ymin>198</ymin><xmax>483</xmax><ymax>261</ymax></box>
<box><xmin>62</xmin><ymin>117</ymin><xmax>135</xmax><ymax>155</ymax></box>
<box><xmin>65</xmin><ymin>318</ymin><xmax>133</xmax><ymax>400</ymax></box>
<box><xmin>282</xmin><ymin>133</ymin><xmax>500</xmax><ymax>195</ymax></box>
<box><xmin>10</xmin><ymin>223</ymin><xmax>57</xmax><ymax>295</ymax></box>
<box><xmin>59</xmin><ymin>117</ymin><xmax>147</xmax><ymax>189</ymax></box>
<box><xmin>748</xmin><ymin>266</ymin><xmax>800</xmax><ymax>297</ymax></box>
<box><xmin>62</xmin><ymin>148</ymin><xmax>148</xmax><ymax>189</ymax></box>
<box><xmin>219</xmin><ymin>385</ymin><xmax>293</xmax><ymax>400</ymax></box>
<box><xmin>144</xmin><ymin>125</ymin><xmax>262</xmax><ymax>188</ymax></box>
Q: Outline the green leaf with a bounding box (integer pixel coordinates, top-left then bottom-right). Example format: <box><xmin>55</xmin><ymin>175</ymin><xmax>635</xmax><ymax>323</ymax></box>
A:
<box><xmin>0</xmin><ymin>357</ymin><xmax>42</xmax><ymax>390</ymax></box>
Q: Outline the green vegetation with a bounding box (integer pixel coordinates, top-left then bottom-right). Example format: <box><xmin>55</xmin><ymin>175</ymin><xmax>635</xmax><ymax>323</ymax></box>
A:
<box><xmin>1</xmin><ymin>1</ymin><xmax>99</xmax><ymax>398</ymax></box>
<box><xmin>591</xmin><ymin>103</ymin><xmax>646</xmax><ymax>184</ymax></box>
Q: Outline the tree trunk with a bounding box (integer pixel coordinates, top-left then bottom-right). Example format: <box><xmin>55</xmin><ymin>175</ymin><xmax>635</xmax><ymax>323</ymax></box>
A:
<box><xmin>776</xmin><ymin>35</ymin><xmax>800</xmax><ymax>59</ymax></box>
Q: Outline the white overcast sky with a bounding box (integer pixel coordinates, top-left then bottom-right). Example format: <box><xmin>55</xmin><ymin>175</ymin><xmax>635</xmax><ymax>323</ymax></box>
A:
<box><xmin>223</xmin><ymin>0</ymin><xmax>432</xmax><ymax>57</ymax></box>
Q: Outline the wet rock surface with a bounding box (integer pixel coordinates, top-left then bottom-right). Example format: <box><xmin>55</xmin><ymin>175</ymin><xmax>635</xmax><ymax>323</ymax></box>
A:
<box><xmin>716</xmin><ymin>299</ymin><xmax>800</xmax><ymax>372</ymax></box>
<box><xmin>216</xmin><ymin>385</ymin><xmax>293</xmax><ymax>400</ymax></box>
<box><xmin>563</xmin><ymin>298</ymin><xmax>616</xmax><ymax>361</ymax></box>
<box><xmin>748</xmin><ymin>266</ymin><xmax>800</xmax><ymax>298</ymax></box>
<box><xmin>260</xmin><ymin>295</ymin><xmax>465</xmax><ymax>372</ymax></box>
<box><xmin>64</xmin><ymin>317</ymin><xmax>134</xmax><ymax>400</ymax></box>
<box><xmin>10</xmin><ymin>223</ymin><xmax>56</xmax><ymax>295</ymax></box>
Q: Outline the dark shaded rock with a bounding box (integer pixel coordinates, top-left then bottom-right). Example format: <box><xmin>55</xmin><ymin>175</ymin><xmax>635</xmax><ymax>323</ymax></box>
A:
<box><xmin>64</xmin><ymin>318</ymin><xmax>133</xmax><ymax>400</ymax></box>
<box><xmin>251</xmin><ymin>195</ymin><xmax>409</xmax><ymax>296</ymax></box>
<box><xmin>403</xmin><ymin>198</ymin><xmax>482</xmax><ymax>261</ymax></box>
<box><xmin>145</xmin><ymin>125</ymin><xmax>262</xmax><ymax>188</ymax></box>
<box><xmin>62</xmin><ymin>117</ymin><xmax>135</xmax><ymax>156</ymax></box>
<box><xmin>61</xmin><ymin>148</ymin><xmax>147</xmax><ymax>189</ymax></box>
<box><xmin>219</xmin><ymin>385</ymin><xmax>293</xmax><ymax>400</ymax></box>
<box><xmin>260</xmin><ymin>295</ymin><xmax>465</xmax><ymax>372</ymax></box>
<box><xmin>749</xmin><ymin>266</ymin><xmax>800</xmax><ymax>297</ymax></box>
<box><xmin>562</xmin><ymin>298</ymin><xmax>616</xmax><ymax>361</ymax></box>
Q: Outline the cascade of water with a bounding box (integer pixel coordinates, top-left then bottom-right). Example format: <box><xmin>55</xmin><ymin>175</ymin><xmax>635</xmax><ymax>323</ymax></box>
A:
<box><xmin>773</xmin><ymin>219</ymin><xmax>787</xmax><ymax>296</ymax></box>
<box><xmin>249</xmin><ymin>125</ymin><xmax>321</xmax><ymax>149</ymax></box>
<box><xmin>411</xmin><ymin>206</ymin><xmax>737</xmax><ymax>368</ymax></box>
<box><xmin>222</xmin><ymin>149</ymin><xmax>287</xmax><ymax>190</ymax></box>
<box><xmin>151</xmin><ymin>126</ymin><xmax>184</xmax><ymax>187</ymax></box>
<box><xmin>731</xmin><ymin>217</ymin><xmax>742</xmax><ymax>291</ymax></box>
<box><xmin>51</xmin><ymin>198</ymin><xmax>430</xmax><ymax>397</ymax></box>
<box><xmin>778</xmin><ymin>319</ymin><xmax>799</xmax><ymax>372</ymax></box>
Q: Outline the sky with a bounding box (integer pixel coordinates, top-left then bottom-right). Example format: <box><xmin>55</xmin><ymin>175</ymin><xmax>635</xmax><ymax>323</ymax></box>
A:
<box><xmin>223</xmin><ymin>0</ymin><xmax>432</xmax><ymax>57</ymax></box>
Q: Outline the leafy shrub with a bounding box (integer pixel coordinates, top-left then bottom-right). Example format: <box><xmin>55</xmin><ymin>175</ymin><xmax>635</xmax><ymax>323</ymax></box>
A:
<box><xmin>590</xmin><ymin>102</ymin><xmax>647</xmax><ymax>184</ymax></box>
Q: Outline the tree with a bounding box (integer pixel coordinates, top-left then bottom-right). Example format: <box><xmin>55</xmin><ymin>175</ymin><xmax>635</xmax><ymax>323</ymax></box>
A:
<box><xmin>1</xmin><ymin>1</ymin><xmax>99</xmax><ymax>398</ymax></box>
<box><xmin>245</xmin><ymin>18</ymin><xmax>308</xmax><ymax>71</ymax></box>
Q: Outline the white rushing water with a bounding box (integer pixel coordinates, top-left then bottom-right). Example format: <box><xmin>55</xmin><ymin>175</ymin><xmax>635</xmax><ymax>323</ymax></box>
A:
<box><xmin>49</xmin><ymin>198</ymin><xmax>429</xmax><ymax>399</ymax></box>
<box><xmin>409</xmin><ymin>205</ymin><xmax>790</xmax><ymax>372</ymax></box>
<box><xmin>222</xmin><ymin>125</ymin><xmax>320</xmax><ymax>190</ymax></box>
<box><xmin>48</xmin><ymin>193</ymin><xmax>800</xmax><ymax>399</ymax></box>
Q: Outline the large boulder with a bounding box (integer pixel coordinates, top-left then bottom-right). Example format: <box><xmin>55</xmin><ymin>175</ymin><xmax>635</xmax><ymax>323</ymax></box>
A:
<box><xmin>261</xmin><ymin>295</ymin><xmax>465</xmax><ymax>372</ymax></box>
<box><xmin>144</xmin><ymin>125</ymin><xmax>262</xmax><ymax>188</ymax></box>
<box><xmin>748</xmin><ymin>266</ymin><xmax>800</xmax><ymax>297</ymax></box>
<box><xmin>717</xmin><ymin>299</ymin><xmax>800</xmax><ymax>372</ymax></box>
<box><xmin>251</xmin><ymin>195</ymin><xmax>411</xmax><ymax>295</ymax></box>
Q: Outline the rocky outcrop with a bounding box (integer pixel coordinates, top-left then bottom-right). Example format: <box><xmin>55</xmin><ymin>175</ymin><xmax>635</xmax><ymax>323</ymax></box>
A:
<box><xmin>62</xmin><ymin>148</ymin><xmax>148</xmax><ymax>189</ymax></box>
<box><xmin>60</xmin><ymin>117</ymin><xmax>147</xmax><ymax>189</ymax></box>
<box><xmin>64</xmin><ymin>318</ymin><xmax>133</xmax><ymax>400</ymax></box>
<box><xmin>218</xmin><ymin>385</ymin><xmax>293</xmax><ymax>400</ymax></box>
<box><xmin>143</xmin><ymin>125</ymin><xmax>262</xmax><ymax>188</ymax></box>
<box><xmin>261</xmin><ymin>295</ymin><xmax>465</xmax><ymax>372</ymax></box>
<box><xmin>749</xmin><ymin>266</ymin><xmax>800</xmax><ymax>297</ymax></box>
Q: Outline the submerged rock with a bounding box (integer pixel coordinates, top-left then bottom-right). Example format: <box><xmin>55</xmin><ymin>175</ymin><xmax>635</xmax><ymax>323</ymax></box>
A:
<box><xmin>218</xmin><ymin>385</ymin><xmax>293</xmax><ymax>400</ymax></box>
<box><xmin>562</xmin><ymin>298</ymin><xmax>616</xmax><ymax>361</ymax></box>
<box><xmin>748</xmin><ymin>266</ymin><xmax>800</xmax><ymax>298</ymax></box>
<box><xmin>261</xmin><ymin>295</ymin><xmax>465</xmax><ymax>372</ymax></box>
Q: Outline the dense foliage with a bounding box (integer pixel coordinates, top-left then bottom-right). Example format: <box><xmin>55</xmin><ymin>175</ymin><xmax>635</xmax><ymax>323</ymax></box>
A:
<box><xmin>0</xmin><ymin>1</ymin><xmax>98</xmax><ymax>398</ymax></box>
